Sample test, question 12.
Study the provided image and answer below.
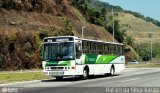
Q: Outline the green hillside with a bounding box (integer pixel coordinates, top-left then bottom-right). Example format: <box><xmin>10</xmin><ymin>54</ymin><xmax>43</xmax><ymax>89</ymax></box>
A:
<box><xmin>115</xmin><ymin>12</ymin><xmax>160</xmax><ymax>44</ymax></box>
<box><xmin>114</xmin><ymin>13</ymin><xmax>160</xmax><ymax>61</ymax></box>
<box><xmin>72</xmin><ymin>0</ymin><xmax>160</xmax><ymax>44</ymax></box>
<box><xmin>72</xmin><ymin>0</ymin><xmax>160</xmax><ymax>61</ymax></box>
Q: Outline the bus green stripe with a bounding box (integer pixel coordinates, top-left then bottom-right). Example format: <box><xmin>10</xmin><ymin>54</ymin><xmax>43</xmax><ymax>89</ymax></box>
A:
<box><xmin>84</xmin><ymin>54</ymin><xmax>118</xmax><ymax>64</ymax></box>
<box><xmin>96</xmin><ymin>55</ymin><xmax>117</xmax><ymax>64</ymax></box>
<box><xmin>45</xmin><ymin>61</ymin><xmax>71</xmax><ymax>66</ymax></box>
<box><xmin>59</xmin><ymin>61</ymin><xmax>71</xmax><ymax>66</ymax></box>
<box><xmin>85</xmin><ymin>54</ymin><xmax>98</xmax><ymax>64</ymax></box>
<box><xmin>46</xmin><ymin>61</ymin><xmax>58</xmax><ymax>66</ymax></box>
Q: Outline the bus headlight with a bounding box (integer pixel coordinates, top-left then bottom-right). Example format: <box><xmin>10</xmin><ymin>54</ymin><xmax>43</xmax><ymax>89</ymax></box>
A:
<box><xmin>45</xmin><ymin>67</ymin><xmax>49</xmax><ymax>70</ymax></box>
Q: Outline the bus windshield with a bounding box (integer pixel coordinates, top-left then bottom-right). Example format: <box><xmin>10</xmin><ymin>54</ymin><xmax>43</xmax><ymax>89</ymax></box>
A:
<box><xmin>42</xmin><ymin>42</ymin><xmax>75</xmax><ymax>61</ymax></box>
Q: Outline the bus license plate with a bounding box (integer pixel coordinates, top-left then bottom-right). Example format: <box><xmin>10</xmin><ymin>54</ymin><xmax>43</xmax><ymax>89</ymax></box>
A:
<box><xmin>49</xmin><ymin>71</ymin><xmax>64</xmax><ymax>75</ymax></box>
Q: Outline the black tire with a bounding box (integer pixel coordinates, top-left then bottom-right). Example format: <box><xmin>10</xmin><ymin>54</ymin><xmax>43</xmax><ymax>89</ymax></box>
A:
<box><xmin>81</xmin><ymin>69</ymin><xmax>88</xmax><ymax>80</ymax></box>
<box><xmin>55</xmin><ymin>76</ymin><xmax>63</xmax><ymax>80</ymax></box>
<box><xmin>110</xmin><ymin>66</ymin><xmax>115</xmax><ymax>76</ymax></box>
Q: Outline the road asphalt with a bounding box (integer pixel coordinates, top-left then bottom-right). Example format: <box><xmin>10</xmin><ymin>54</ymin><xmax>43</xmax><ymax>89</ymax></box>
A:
<box><xmin>1</xmin><ymin>68</ymin><xmax>160</xmax><ymax>93</ymax></box>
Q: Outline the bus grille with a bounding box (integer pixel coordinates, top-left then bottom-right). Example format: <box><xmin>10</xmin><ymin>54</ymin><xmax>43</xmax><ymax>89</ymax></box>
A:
<box><xmin>50</xmin><ymin>67</ymin><xmax>64</xmax><ymax>70</ymax></box>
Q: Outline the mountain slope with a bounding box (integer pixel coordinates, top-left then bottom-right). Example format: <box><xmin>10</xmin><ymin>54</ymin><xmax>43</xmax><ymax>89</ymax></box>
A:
<box><xmin>0</xmin><ymin>0</ymin><xmax>115</xmax><ymax>70</ymax></box>
<box><xmin>115</xmin><ymin>12</ymin><xmax>160</xmax><ymax>44</ymax></box>
<box><xmin>66</xmin><ymin>5</ymin><xmax>114</xmax><ymax>41</ymax></box>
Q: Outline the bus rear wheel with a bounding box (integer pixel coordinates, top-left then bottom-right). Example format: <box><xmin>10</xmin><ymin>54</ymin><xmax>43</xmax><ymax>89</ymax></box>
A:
<box><xmin>55</xmin><ymin>76</ymin><xmax>63</xmax><ymax>80</ymax></box>
<box><xmin>110</xmin><ymin>66</ymin><xmax>115</xmax><ymax>76</ymax></box>
<box><xmin>81</xmin><ymin>69</ymin><xmax>88</xmax><ymax>80</ymax></box>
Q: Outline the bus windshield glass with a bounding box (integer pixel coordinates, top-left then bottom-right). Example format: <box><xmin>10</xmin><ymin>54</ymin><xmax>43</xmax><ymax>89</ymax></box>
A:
<box><xmin>42</xmin><ymin>42</ymin><xmax>75</xmax><ymax>61</ymax></box>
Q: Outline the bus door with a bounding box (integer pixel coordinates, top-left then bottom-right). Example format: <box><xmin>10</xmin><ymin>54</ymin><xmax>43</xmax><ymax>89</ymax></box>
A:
<box><xmin>75</xmin><ymin>43</ymin><xmax>82</xmax><ymax>64</ymax></box>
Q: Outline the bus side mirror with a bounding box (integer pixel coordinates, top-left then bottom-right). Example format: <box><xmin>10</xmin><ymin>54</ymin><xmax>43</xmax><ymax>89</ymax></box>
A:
<box><xmin>39</xmin><ymin>44</ymin><xmax>44</xmax><ymax>60</ymax></box>
<box><xmin>124</xmin><ymin>48</ymin><xmax>130</xmax><ymax>53</ymax></box>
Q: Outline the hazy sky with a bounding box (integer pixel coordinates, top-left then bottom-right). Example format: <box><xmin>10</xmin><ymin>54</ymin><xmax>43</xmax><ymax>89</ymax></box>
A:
<box><xmin>99</xmin><ymin>0</ymin><xmax>160</xmax><ymax>21</ymax></box>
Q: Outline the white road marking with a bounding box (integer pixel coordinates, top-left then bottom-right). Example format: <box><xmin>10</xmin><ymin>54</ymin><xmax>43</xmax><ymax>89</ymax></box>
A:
<box><xmin>120</xmin><ymin>78</ymin><xmax>140</xmax><ymax>83</ymax></box>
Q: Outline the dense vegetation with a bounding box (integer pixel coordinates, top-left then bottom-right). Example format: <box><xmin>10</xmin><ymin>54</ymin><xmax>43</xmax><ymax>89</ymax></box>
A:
<box><xmin>133</xmin><ymin>43</ymin><xmax>160</xmax><ymax>61</ymax></box>
<box><xmin>0</xmin><ymin>22</ymin><xmax>73</xmax><ymax>71</ymax></box>
<box><xmin>72</xmin><ymin>0</ymin><xmax>135</xmax><ymax>44</ymax></box>
<box><xmin>125</xmin><ymin>10</ymin><xmax>160</xmax><ymax>27</ymax></box>
<box><xmin>0</xmin><ymin>0</ymin><xmax>74</xmax><ymax>71</ymax></box>
<box><xmin>72</xmin><ymin>0</ymin><xmax>160</xmax><ymax>33</ymax></box>
<box><xmin>72</xmin><ymin>0</ymin><xmax>127</xmax><ymax>43</ymax></box>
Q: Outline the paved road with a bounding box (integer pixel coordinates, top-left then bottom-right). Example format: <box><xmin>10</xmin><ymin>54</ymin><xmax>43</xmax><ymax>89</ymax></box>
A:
<box><xmin>1</xmin><ymin>68</ymin><xmax>160</xmax><ymax>93</ymax></box>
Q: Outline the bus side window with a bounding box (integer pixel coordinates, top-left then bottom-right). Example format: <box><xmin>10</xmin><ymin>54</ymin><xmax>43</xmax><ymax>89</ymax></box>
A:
<box><xmin>82</xmin><ymin>41</ymin><xmax>89</xmax><ymax>54</ymax></box>
<box><xmin>76</xmin><ymin>43</ymin><xmax>82</xmax><ymax>59</ymax></box>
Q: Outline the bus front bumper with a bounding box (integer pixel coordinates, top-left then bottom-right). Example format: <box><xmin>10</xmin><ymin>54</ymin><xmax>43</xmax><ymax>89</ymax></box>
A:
<box><xmin>43</xmin><ymin>70</ymin><xmax>81</xmax><ymax>76</ymax></box>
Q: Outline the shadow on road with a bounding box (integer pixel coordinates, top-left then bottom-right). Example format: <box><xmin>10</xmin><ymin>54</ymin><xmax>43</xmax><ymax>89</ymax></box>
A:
<box><xmin>41</xmin><ymin>74</ymin><xmax>121</xmax><ymax>82</ymax></box>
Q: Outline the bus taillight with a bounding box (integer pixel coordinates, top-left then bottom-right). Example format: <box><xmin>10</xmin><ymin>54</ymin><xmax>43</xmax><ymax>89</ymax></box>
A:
<box><xmin>71</xmin><ymin>67</ymin><xmax>75</xmax><ymax>69</ymax></box>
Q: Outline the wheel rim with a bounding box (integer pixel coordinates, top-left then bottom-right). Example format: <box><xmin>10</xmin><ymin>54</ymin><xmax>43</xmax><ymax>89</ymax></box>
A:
<box><xmin>111</xmin><ymin>68</ymin><xmax>114</xmax><ymax>76</ymax></box>
<box><xmin>83</xmin><ymin>70</ymin><xmax>87</xmax><ymax>79</ymax></box>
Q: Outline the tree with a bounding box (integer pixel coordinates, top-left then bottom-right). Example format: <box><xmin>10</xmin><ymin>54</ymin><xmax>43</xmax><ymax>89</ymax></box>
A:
<box><xmin>124</xmin><ymin>36</ymin><xmax>134</xmax><ymax>45</ymax></box>
<box><xmin>101</xmin><ymin>7</ymin><xmax>107</xmax><ymax>17</ymax></box>
<box><xmin>107</xmin><ymin>19</ymin><xmax>126</xmax><ymax>43</ymax></box>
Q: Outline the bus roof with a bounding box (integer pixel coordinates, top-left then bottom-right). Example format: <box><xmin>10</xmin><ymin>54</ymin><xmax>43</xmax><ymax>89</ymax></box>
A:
<box><xmin>82</xmin><ymin>38</ymin><xmax>124</xmax><ymax>45</ymax></box>
<box><xmin>44</xmin><ymin>36</ymin><xmax>124</xmax><ymax>45</ymax></box>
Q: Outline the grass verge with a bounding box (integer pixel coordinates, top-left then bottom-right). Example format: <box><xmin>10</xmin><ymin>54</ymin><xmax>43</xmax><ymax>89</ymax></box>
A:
<box><xmin>0</xmin><ymin>72</ymin><xmax>50</xmax><ymax>84</ymax></box>
<box><xmin>126</xmin><ymin>63</ymin><xmax>160</xmax><ymax>68</ymax></box>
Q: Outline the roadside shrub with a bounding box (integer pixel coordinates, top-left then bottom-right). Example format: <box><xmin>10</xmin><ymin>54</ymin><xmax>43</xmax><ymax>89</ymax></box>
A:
<box><xmin>0</xmin><ymin>55</ymin><xmax>2</xmax><ymax>67</ymax></box>
<box><xmin>64</xmin><ymin>19</ymin><xmax>72</xmax><ymax>32</ymax></box>
<box><xmin>134</xmin><ymin>43</ymin><xmax>159</xmax><ymax>61</ymax></box>
<box><xmin>7</xmin><ymin>34</ymin><xmax>17</xmax><ymax>44</ymax></box>
<box><xmin>38</xmin><ymin>28</ymin><xmax>49</xmax><ymax>40</ymax></box>
<box><xmin>124</xmin><ymin>36</ymin><xmax>134</xmax><ymax>46</ymax></box>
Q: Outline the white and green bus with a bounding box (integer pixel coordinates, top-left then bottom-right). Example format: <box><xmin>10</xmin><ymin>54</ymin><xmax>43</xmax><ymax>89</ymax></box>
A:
<box><xmin>42</xmin><ymin>36</ymin><xmax>125</xmax><ymax>80</ymax></box>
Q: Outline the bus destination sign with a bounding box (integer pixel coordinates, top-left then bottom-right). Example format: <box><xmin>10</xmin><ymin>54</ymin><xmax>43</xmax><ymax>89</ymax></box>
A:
<box><xmin>44</xmin><ymin>37</ymin><xmax>74</xmax><ymax>43</ymax></box>
<box><xmin>55</xmin><ymin>38</ymin><xmax>69</xmax><ymax>42</ymax></box>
